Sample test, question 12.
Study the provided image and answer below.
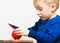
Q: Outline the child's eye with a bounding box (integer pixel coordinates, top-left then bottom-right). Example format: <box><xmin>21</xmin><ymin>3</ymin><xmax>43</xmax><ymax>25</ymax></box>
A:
<box><xmin>39</xmin><ymin>8</ymin><xmax>42</xmax><ymax>11</ymax></box>
<box><xmin>35</xmin><ymin>5</ymin><xmax>43</xmax><ymax>11</ymax></box>
<box><xmin>37</xmin><ymin>6</ymin><xmax>43</xmax><ymax>11</ymax></box>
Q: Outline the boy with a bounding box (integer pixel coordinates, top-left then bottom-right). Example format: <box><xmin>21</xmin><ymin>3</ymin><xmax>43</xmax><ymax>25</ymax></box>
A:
<box><xmin>15</xmin><ymin>0</ymin><xmax>60</xmax><ymax>43</ymax></box>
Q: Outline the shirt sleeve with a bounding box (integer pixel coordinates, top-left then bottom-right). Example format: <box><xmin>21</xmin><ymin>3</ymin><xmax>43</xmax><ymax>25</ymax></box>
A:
<box><xmin>28</xmin><ymin>19</ymin><xmax>41</xmax><ymax>31</ymax></box>
<box><xmin>28</xmin><ymin>23</ymin><xmax>60</xmax><ymax>43</ymax></box>
<box><xmin>28</xmin><ymin>19</ymin><xmax>42</xmax><ymax>39</ymax></box>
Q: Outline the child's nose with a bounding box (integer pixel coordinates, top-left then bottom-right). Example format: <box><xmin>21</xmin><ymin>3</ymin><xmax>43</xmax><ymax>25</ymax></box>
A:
<box><xmin>36</xmin><ymin>10</ymin><xmax>40</xmax><ymax>14</ymax></box>
<box><xmin>37</xmin><ymin>14</ymin><xmax>42</xmax><ymax>17</ymax></box>
<box><xmin>36</xmin><ymin>10</ymin><xmax>42</xmax><ymax>16</ymax></box>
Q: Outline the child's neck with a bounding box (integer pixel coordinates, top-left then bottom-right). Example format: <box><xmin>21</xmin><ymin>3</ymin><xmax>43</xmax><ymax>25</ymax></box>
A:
<box><xmin>49</xmin><ymin>13</ymin><xmax>57</xmax><ymax>20</ymax></box>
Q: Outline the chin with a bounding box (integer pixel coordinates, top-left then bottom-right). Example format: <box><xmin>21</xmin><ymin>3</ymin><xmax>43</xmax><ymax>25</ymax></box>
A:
<box><xmin>40</xmin><ymin>18</ymin><xmax>47</xmax><ymax>20</ymax></box>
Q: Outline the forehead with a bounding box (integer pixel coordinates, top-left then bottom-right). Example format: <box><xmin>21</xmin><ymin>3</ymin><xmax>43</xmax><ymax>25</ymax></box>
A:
<box><xmin>34</xmin><ymin>2</ymin><xmax>48</xmax><ymax>10</ymax></box>
<box><xmin>33</xmin><ymin>0</ymin><xmax>49</xmax><ymax>10</ymax></box>
<box><xmin>33</xmin><ymin>0</ymin><xmax>47</xmax><ymax>6</ymax></box>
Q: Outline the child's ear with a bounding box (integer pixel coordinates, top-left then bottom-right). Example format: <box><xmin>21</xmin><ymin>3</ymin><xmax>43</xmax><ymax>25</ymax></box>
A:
<box><xmin>51</xmin><ymin>4</ymin><xmax>57</xmax><ymax>12</ymax></box>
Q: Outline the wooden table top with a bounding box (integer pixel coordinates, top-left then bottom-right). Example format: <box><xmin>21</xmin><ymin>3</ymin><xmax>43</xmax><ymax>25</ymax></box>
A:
<box><xmin>0</xmin><ymin>40</ymin><xmax>33</xmax><ymax>43</ymax></box>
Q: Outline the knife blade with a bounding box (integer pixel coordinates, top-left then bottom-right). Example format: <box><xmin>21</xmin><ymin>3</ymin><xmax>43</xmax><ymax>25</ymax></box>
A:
<box><xmin>8</xmin><ymin>23</ymin><xmax>19</xmax><ymax>29</ymax></box>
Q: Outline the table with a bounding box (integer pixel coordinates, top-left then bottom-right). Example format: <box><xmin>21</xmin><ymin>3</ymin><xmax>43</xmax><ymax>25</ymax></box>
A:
<box><xmin>0</xmin><ymin>40</ymin><xmax>33</xmax><ymax>43</ymax></box>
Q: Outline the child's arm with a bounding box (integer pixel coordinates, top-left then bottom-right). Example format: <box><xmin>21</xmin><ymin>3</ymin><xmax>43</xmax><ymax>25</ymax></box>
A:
<box><xmin>14</xmin><ymin>19</ymin><xmax>41</xmax><ymax>37</ymax></box>
<box><xmin>28</xmin><ymin>23</ymin><xmax>60</xmax><ymax>43</ymax></box>
<box><xmin>14</xmin><ymin>19</ymin><xmax>41</xmax><ymax>36</ymax></box>
<box><xmin>28</xmin><ymin>19</ymin><xmax>42</xmax><ymax>31</ymax></box>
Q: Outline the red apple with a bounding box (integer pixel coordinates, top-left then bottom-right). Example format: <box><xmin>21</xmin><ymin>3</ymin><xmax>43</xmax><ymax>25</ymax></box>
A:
<box><xmin>12</xmin><ymin>30</ymin><xmax>22</xmax><ymax>40</ymax></box>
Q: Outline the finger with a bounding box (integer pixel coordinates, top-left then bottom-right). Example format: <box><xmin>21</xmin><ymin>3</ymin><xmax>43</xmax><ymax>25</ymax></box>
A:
<box><xmin>15</xmin><ymin>31</ymin><xmax>20</xmax><ymax>33</ymax></box>
<box><xmin>16</xmin><ymin>34</ymin><xmax>22</xmax><ymax>35</ymax></box>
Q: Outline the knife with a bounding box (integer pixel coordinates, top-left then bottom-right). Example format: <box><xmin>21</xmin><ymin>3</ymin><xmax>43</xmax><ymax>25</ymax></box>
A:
<box><xmin>8</xmin><ymin>23</ymin><xmax>19</xmax><ymax>29</ymax></box>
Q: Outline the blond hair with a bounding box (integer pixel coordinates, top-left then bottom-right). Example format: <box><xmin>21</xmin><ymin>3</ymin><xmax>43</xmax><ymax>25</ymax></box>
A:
<box><xmin>33</xmin><ymin>0</ymin><xmax>59</xmax><ymax>10</ymax></box>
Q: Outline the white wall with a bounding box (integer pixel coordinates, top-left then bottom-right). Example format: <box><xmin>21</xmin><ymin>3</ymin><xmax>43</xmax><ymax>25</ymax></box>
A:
<box><xmin>0</xmin><ymin>0</ymin><xmax>38</xmax><ymax>43</ymax></box>
<box><xmin>0</xmin><ymin>0</ymin><xmax>60</xmax><ymax>43</ymax></box>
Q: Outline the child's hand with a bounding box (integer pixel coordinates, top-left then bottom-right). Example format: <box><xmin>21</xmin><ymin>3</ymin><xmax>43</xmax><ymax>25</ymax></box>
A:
<box><xmin>14</xmin><ymin>28</ymin><xmax>30</xmax><ymax>36</ymax></box>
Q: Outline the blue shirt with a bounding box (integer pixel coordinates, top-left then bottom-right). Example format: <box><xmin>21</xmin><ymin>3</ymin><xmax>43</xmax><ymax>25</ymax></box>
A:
<box><xmin>28</xmin><ymin>15</ymin><xmax>60</xmax><ymax>43</ymax></box>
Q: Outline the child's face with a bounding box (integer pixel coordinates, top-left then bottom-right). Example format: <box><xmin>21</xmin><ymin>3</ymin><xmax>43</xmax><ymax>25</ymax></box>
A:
<box><xmin>34</xmin><ymin>0</ymin><xmax>53</xmax><ymax>20</ymax></box>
